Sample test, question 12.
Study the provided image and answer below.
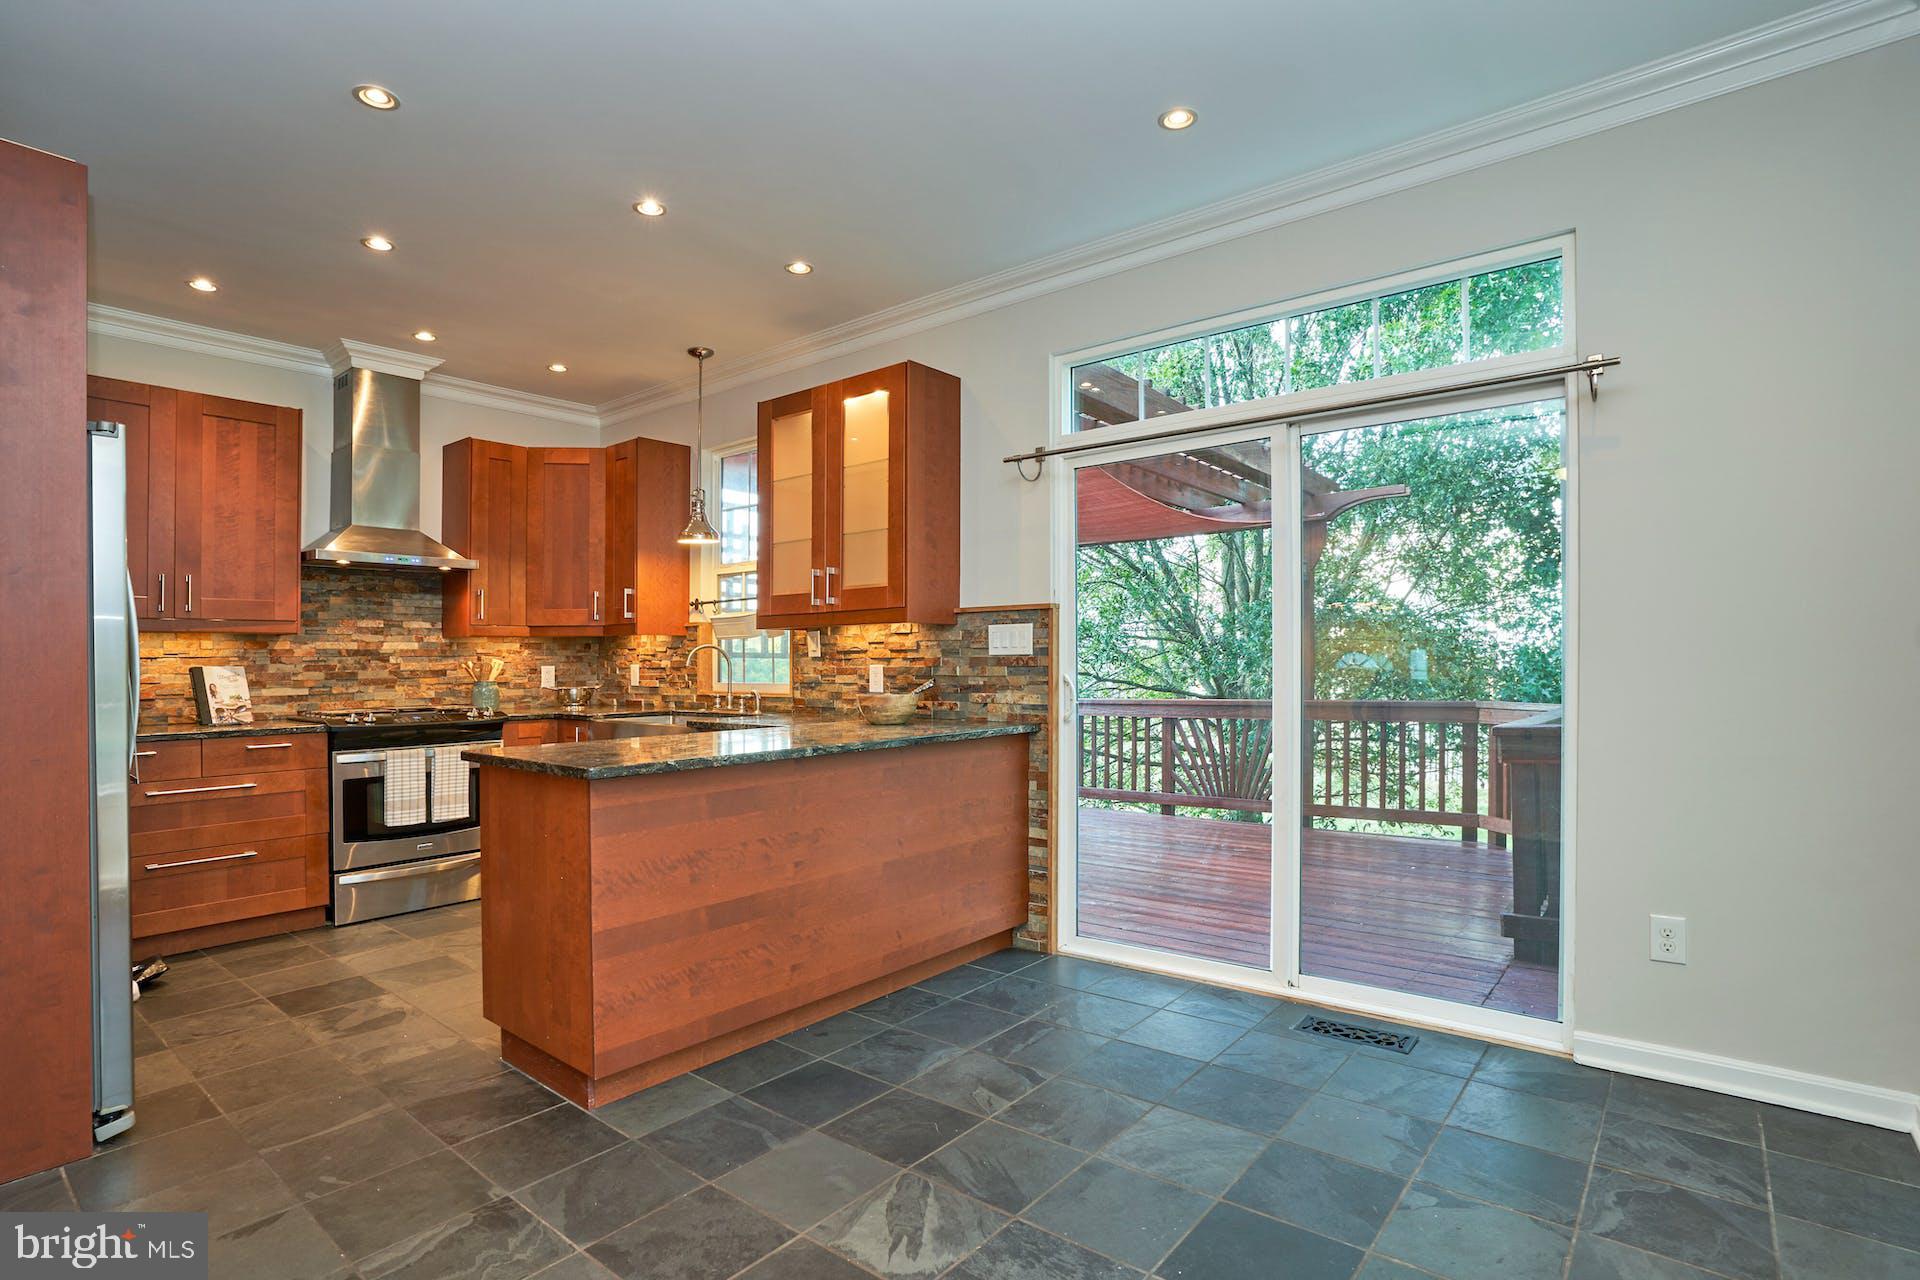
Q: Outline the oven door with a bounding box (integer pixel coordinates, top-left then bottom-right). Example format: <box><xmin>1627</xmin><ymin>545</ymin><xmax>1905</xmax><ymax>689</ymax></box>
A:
<box><xmin>331</xmin><ymin>743</ymin><xmax>497</xmax><ymax>871</ymax></box>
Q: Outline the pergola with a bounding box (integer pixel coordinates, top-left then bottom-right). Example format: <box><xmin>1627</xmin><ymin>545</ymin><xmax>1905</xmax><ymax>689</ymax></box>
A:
<box><xmin>1069</xmin><ymin>371</ymin><xmax>1408</xmax><ymax>687</ymax></box>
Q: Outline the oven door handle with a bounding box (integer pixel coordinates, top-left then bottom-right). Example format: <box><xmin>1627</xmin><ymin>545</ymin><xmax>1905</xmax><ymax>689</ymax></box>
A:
<box><xmin>336</xmin><ymin>851</ymin><xmax>481</xmax><ymax>886</ymax></box>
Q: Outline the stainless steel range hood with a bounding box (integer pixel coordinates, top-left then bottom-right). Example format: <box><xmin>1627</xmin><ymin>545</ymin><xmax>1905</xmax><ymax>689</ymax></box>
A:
<box><xmin>302</xmin><ymin>341</ymin><xmax>476</xmax><ymax>570</ymax></box>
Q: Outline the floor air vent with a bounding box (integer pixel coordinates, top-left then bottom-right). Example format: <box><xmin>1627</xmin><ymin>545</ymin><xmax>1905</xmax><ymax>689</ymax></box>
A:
<box><xmin>1294</xmin><ymin>1015</ymin><xmax>1419</xmax><ymax>1054</ymax></box>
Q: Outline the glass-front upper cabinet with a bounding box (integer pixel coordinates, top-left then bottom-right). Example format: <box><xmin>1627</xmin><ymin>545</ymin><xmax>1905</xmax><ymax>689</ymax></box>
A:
<box><xmin>760</xmin><ymin>388</ymin><xmax>819</xmax><ymax>619</ymax></box>
<box><xmin>829</xmin><ymin>363</ymin><xmax>905</xmax><ymax>613</ymax></box>
<box><xmin>754</xmin><ymin>361</ymin><xmax>959</xmax><ymax>627</ymax></box>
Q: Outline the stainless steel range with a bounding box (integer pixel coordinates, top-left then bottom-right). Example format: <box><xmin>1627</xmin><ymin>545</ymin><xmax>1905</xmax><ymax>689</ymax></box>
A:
<box><xmin>298</xmin><ymin>706</ymin><xmax>505</xmax><ymax>924</ymax></box>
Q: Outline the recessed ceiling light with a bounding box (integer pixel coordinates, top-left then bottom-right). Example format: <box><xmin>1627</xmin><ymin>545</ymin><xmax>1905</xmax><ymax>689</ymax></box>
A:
<box><xmin>547</xmin><ymin>363</ymin><xmax>568</xmax><ymax>373</ymax></box>
<box><xmin>353</xmin><ymin>84</ymin><xmax>400</xmax><ymax>111</ymax></box>
<box><xmin>412</xmin><ymin>330</ymin><xmax>437</xmax><ymax>342</ymax></box>
<box><xmin>361</xmin><ymin>234</ymin><xmax>395</xmax><ymax>252</ymax></box>
<box><xmin>1158</xmin><ymin>106</ymin><xmax>1197</xmax><ymax>130</ymax></box>
<box><xmin>784</xmin><ymin>260</ymin><xmax>813</xmax><ymax>275</ymax></box>
<box><xmin>633</xmin><ymin>197</ymin><xmax>665</xmax><ymax>217</ymax></box>
<box><xmin>186</xmin><ymin>276</ymin><xmax>218</xmax><ymax>293</ymax></box>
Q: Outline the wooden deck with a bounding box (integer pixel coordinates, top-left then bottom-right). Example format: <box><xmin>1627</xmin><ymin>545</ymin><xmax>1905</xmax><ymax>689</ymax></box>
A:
<box><xmin>1074</xmin><ymin>808</ymin><xmax>1558</xmax><ymax>1020</ymax></box>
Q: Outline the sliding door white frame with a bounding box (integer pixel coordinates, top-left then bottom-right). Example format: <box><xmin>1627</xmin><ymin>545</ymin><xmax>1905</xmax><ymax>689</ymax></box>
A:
<box><xmin>1048</xmin><ymin>368</ymin><xmax>1580</xmax><ymax>1054</ymax></box>
<box><xmin>1049</xmin><ymin>417</ymin><xmax>1293</xmax><ymax>998</ymax></box>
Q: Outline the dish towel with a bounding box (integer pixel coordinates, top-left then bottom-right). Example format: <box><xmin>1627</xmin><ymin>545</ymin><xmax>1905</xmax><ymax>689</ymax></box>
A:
<box><xmin>430</xmin><ymin>748</ymin><xmax>470</xmax><ymax>823</ymax></box>
<box><xmin>382</xmin><ymin>748</ymin><xmax>429</xmax><ymax>826</ymax></box>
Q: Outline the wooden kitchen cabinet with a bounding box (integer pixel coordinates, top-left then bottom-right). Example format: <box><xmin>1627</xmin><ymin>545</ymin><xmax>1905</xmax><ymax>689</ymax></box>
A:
<box><xmin>87</xmin><ymin>377</ymin><xmax>176</xmax><ymax>621</ymax></box>
<box><xmin>443</xmin><ymin>435</ymin><xmax>688</xmax><ymax>637</ymax></box>
<box><xmin>86</xmin><ymin>376</ymin><xmax>302</xmax><ymax>633</ymax></box>
<box><xmin>605</xmin><ymin>435</ymin><xmax>693</xmax><ymax>635</ymax></box>
<box><xmin>755</xmin><ymin>361</ymin><xmax>959</xmax><ymax>628</ymax></box>
<box><xmin>129</xmin><ymin>731</ymin><xmax>330</xmax><ymax>945</ymax></box>
<box><xmin>525</xmin><ymin>447</ymin><xmax>608</xmax><ymax>628</ymax></box>
<box><xmin>174</xmin><ymin>392</ymin><xmax>303</xmax><ymax>628</ymax></box>
<box><xmin>442</xmin><ymin>439</ymin><xmax>528</xmax><ymax>636</ymax></box>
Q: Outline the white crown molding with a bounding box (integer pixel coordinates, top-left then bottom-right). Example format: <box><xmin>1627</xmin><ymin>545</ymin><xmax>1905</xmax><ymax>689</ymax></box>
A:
<box><xmin>598</xmin><ymin>0</ymin><xmax>1920</xmax><ymax>427</ymax></box>
<box><xmin>323</xmin><ymin>338</ymin><xmax>443</xmax><ymax>380</ymax></box>
<box><xmin>420</xmin><ymin>373</ymin><xmax>601</xmax><ymax>428</ymax></box>
<box><xmin>1574</xmin><ymin>1030</ymin><xmax>1920</xmax><ymax>1144</ymax></box>
<box><xmin>87</xmin><ymin>303</ymin><xmax>329</xmax><ymax>377</ymax></box>
<box><xmin>87</xmin><ymin>304</ymin><xmax>600</xmax><ymax>427</ymax></box>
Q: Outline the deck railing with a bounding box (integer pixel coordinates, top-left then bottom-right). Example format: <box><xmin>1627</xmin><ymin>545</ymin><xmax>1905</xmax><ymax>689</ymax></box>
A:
<box><xmin>1306</xmin><ymin>699</ymin><xmax>1554</xmax><ymax>842</ymax></box>
<box><xmin>1077</xmin><ymin>697</ymin><xmax>1558</xmax><ymax>839</ymax></box>
<box><xmin>1077</xmin><ymin>699</ymin><xmax>1273</xmax><ymax>815</ymax></box>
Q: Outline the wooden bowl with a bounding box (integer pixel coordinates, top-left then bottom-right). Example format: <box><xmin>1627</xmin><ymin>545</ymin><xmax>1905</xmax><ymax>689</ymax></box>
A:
<box><xmin>857</xmin><ymin>692</ymin><xmax>923</xmax><ymax>725</ymax></box>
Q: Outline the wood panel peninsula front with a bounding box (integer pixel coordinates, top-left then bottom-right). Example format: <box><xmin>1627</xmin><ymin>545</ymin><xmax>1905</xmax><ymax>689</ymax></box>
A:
<box><xmin>463</xmin><ymin>717</ymin><xmax>1036</xmax><ymax>1107</ymax></box>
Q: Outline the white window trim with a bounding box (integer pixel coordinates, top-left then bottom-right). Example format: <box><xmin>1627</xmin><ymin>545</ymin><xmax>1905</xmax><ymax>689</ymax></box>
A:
<box><xmin>700</xmin><ymin>437</ymin><xmax>791</xmax><ymax>694</ymax></box>
<box><xmin>1050</xmin><ymin>233</ymin><xmax>1576</xmax><ymax>451</ymax></box>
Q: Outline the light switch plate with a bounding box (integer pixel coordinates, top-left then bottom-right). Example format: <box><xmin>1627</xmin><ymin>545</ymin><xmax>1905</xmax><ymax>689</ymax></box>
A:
<box><xmin>988</xmin><ymin>623</ymin><xmax>1034</xmax><ymax>656</ymax></box>
<box><xmin>540</xmin><ymin>665</ymin><xmax>556</xmax><ymax>689</ymax></box>
<box><xmin>806</xmin><ymin>631</ymin><xmax>823</xmax><ymax>659</ymax></box>
<box><xmin>868</xmin><ymin>663</ymin><xmax>885</xmax><ymax>693</ymax></box>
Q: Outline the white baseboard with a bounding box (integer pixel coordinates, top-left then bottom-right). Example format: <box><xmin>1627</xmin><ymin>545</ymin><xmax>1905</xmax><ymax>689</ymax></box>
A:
<box><xmin>1573</xmin><ymin>1031</ymin><xmax>1920</xmax><ymax>1148</ymax></box>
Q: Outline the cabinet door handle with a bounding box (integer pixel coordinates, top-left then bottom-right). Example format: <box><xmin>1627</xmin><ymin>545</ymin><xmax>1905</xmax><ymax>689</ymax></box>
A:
<box><xmin>623</xmin><ymin>587</ymin><xmax>634</xmax><ymax>619</ymax></box>
<box><xmin>476</xmin><ymin>585</ymin><xmax>487</xmax><ymax>622</ymax></box>
<box><xmin>142</xmin><ymin>781</ymin><xmax>258</xmax><ymax>797</ymax></box>
<box><xmin>133</xmin><ymin>750</ymin><xmax>157</xmax><ymax>758</ymax></box>
<box><xmin>183</xmin><ymin>574</ymin><xmax>193</xmax><ymax>614</ymax></box>
<box><xmin>243</xmin><ymin>742</ymin><xmax>292</xmax><ymax>751</ymax></box>
<box><xmin>156</xmin><ymin>572</ymin><xmax>166</xmax><ymax>615</ymax></box>
<box><xmin>143</xmin><ymin>849</ymin><xmax>258</xmax><ymax>872</ymax></box>
<box><xmin>592</xmin><ymin>590</ymin><xmax>601</xmax><ymax>621</ymax></box>
<box><xmin>810</xmin><ymin>568</ymin><xmax>823</xmax><ymax>607</ymax></box>
<box><xmin>824</xmin><ymin>566</ymin><xmax>839</xmax><ymax>605</ymax></box>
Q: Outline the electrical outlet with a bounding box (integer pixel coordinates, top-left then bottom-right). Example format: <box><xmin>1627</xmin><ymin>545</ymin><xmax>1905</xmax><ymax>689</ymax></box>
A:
<box><xmin>868</xmin><ymin>663</ymin><xmax>885</xmax><ymax>694</ymax></box>
<box><xmin>988</xmin><ymin>623</ymin><xmax>1034</xmax><ymax>656</ymax></box>
<box><xmin>539</xmin><ymin>665</ymin><xmax>556</xmax><ymax>689</ymax></box>
<box><xmin>1650</xmin><ymin>914</ymin><xmax>1687</xmax><ymax>964</ymax></box>
<box><xmin>628</xmin><ymin>663</ymin><xmax>641</xmax><ymax>688</ymax></box>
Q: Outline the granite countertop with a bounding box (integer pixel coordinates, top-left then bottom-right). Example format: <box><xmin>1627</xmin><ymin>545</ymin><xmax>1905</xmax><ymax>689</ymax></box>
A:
<box><xmin>464</xmin><ymin>717</ymin><xmax>1038</xmax><ymax>780</ymax></box>
<box><xmin>136</xmin><ymin>717</ymin><xmax>325</xmax><ymax>742</ymax></box>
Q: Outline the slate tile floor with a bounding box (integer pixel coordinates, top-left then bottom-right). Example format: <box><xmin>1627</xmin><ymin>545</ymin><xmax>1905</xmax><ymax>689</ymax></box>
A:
<box><xmin>6</xmin><ymin>907</ymin><xmax>1919</xmax><ymax>1279</ymax></box>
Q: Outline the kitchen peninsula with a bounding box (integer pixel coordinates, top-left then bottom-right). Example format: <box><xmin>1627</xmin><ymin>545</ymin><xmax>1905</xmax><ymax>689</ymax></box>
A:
<box><xmin>465</xmin><ymin>717</ymin><xmax>1036</xmax><ymax>1106</ymax></box>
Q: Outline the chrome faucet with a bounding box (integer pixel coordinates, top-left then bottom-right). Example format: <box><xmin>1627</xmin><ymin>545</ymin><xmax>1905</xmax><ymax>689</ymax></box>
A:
<box><xmin>685</xmin><ymin>642</ymin><xmax>735</xmax><ymax>712</ymax></box>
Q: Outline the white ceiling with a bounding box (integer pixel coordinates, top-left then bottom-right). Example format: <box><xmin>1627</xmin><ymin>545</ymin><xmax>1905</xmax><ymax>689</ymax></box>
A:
<box><xmin>2</xmin><ymin>0</ymin><xmax>1817</xmax><ymax>404</ymax></box>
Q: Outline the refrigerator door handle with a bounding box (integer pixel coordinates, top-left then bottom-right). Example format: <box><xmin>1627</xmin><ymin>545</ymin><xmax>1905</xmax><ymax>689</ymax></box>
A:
<box><xmin>126</xmin><ymin>572</ymin><xmax>141</xmax><ymax>781</ymax></box>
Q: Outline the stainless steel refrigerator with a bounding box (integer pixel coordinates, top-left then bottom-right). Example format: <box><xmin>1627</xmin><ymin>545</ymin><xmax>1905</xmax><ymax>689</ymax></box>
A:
<box><xmin>89</xmin><ymin>418</ymin><xmax>136</xmax><ymax>1142</ymax></box>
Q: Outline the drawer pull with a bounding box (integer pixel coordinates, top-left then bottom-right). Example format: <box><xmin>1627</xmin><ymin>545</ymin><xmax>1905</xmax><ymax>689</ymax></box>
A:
<box><xmin>243</xmin><ymin>742</ymin><xmax>294</xmax><ymax>751</ymax></box>
<box><xmin>142</xmin><ymin>782</ymin><xmax>259</xmax><ymax>797</ymax></box>
<box><xmin>143</xmin><ymin>850</ymin><xmax>259</xmax><ymax>872</ymax></box>
<box><xmin>133</xmin><ymin>750</ymin><xmax>157</xmax><ymax>758</ymax></box>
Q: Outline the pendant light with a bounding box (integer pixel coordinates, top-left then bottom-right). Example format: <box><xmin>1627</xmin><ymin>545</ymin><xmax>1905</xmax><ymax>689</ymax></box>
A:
<box><xmin>677</xmin><ymin>345</ymin><xmax>721</xmax><ymax>546</ymax></box>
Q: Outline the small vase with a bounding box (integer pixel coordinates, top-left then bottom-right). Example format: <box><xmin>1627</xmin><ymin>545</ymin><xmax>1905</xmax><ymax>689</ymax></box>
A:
<box><xmin>471</xmin><ymin>680</ymin><xmax>500</xmax><ymax>712</ymax></box>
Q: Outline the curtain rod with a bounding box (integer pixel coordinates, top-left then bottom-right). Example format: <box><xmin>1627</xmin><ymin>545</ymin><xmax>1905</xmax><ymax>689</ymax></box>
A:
<box><xmin>1005</xmin><ymin>353</ymin><xmax>1621</xmax><ymax>478</ymax></box>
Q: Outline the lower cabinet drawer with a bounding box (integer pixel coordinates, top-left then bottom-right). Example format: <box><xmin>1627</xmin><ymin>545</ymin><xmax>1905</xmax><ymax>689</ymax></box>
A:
<box><xmin>200</xmin><ymin>734</ymin><xmax>326</xmax><ymax>776</ymax></box>
<box><xmin>130</xmin><ymin>768</ymin><xmax>327</xmax><ymax>857</ymax></box>
<box><xmin>503</xmin><ymin>719</ymin><xmax>559</xmax><ymax>747</ymax></box>
<box><xmin>131</xmin><ymin>834</ymin><xmax>326</xmax><ymax>939</ymax></box>
<box><xmin>132</xmin><ymin>739</ymin><xmax>202</xmax><ymax>781</ymax></box>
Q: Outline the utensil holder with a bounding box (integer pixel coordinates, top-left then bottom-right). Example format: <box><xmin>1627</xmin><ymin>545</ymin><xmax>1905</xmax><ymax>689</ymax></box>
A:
<box><xmin>471</xmin><ymin>680</ymin><xmax>500</xmax><ymax>712</ymax></box>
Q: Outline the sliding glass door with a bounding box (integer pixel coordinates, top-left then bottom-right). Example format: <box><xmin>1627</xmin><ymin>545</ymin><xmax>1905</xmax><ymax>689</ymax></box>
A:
<box><xmin>1295</xmin><ymin>396</ymin><xmax>1566</xmax><ymax>1021</ymax></box>
<box><xmin>1057</xmin><ymin>393</ymin><xmax>1568</xmax><ymax>1031</ymax></box>
<box><xmin>1069</xmin><ymin>437</ymin><xmax>1276</xmax><ymax>973</ymax></box>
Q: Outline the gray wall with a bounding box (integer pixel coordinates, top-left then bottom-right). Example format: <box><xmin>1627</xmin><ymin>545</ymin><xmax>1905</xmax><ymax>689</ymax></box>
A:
<box><xmin>611</xmin><ymin>41</ymin><xmax>1920</xmax><ymax>1099</ymax></box>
